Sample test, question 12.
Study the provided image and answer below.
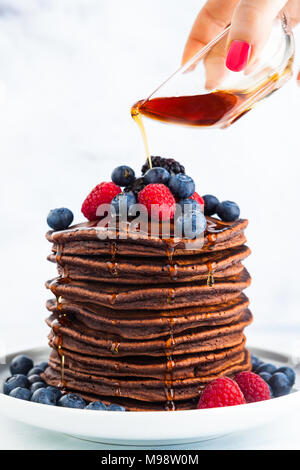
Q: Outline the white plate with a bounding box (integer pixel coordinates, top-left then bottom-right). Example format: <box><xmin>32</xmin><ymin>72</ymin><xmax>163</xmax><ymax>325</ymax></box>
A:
<box><xmin>0</xmin><ymin>346</ymin><xmax>299</xmax><ymax>446</ymax></box>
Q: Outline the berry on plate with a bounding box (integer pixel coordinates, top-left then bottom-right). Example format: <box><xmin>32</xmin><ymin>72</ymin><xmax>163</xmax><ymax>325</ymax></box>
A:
<box><xmin>4</xmin><ymin>375</ymin><xmax>30</xmax><ymax>395</ymax></box>
<box><xmin>108</xmin><ymin>403</ymin><xmax>126</xmax><ymax>411</ymax></box>
<box><xmin>28</xmin><ymin>374</ymin><xmax>44</xmax><ymax>385</ymax></box>
<box><xmin>250</xmin><ymin>354</ymin><xmax>263</xmax><ymax>372</ymax></box>
<box><xmin>31</xmin><ymin>388</ymin><xmax>57</xmax><ymax>406</ymax></box>
<box><xmin>217</xmin><ymin>201</ymin><xmax>240</xmax><ymax>222</ymax></box>
<box><xmin>269</xmin><ymin>372</ymin><xmax>292</xmax><ymax>397</ymax></box>
<box><xmin>138</xmin><ymin>184</ymin><xmax>176</xmax><ymax>221</ymax></box>
<box><xmin>111</xmin><ymin>166</ymin><xmax>135</xmax><ymax>187</ymax></box>
<box><xmin>258</xmin><ymin>372</ymin><xmax>272</xmax><ymax>384</ymax></box>
<box><xmin>168</xmin><ymin>174</ymin><xmax>195</xmax><ymax>199</ymax></box>
<box><xmin>46</xmin><ymin>386</ymin><xmax>62</xmax><ymax>402</ymax></box>
<box><xmin>276</xmin><ymin>367</ymin><xmax>296</xmax><ymax>387</ymax></box>
<box><xmin>235</xmin><ymin>371</ymin><xmax>271</xmax><ymax>403</ymax></box>
<box><xmin>27</xmin><ymin>366</ymin><xmax>43</xmax><ymax>377</ymax></box>
<box><xmin>58</xmin><ymin>393</ymin><xmax>86</xmax><ymax>409</ymax></box>
<box><xmin>203</xmin><ymin>195</ymin><xmax>219</xmax><ymax>216</ymax></box>
<box><xmin>197</xmin><ymin>377</ymin><xmax>246</xmax><ymax>409</ymax></box>
<box><xmin>86</xmin><ymin>401</ymin><xmax>107</xmax><ymax>410</ymax></box>
<box><xmin>81</xmin><ymin>182</ymin><xmax>121</xmax><ymax>221</ymax></box>
<box><xmin>10</xmin><ymin>355</ymin><xmax>33</xmax><ymax>376</ymax></box>
<box><xmin>256</xmin><ymin>363</ymin><xmax>277</xmax><ymax>375</ymax></box>
<box><xmin>47</xmin><ymin>208</ymin><xmax>74</xmax><ymax>231</ymax></box>
<box><xmin>144</xmin><ymin>167</ymin><xmax>170</xmax><ymax>185</ymax></box>
<box><xmin>30</xmin><ymin>382</ymin><xmax>46</xmax><ymax>393</ymax></box>
<box><xmin>9</xmin><ymin>387</ymin><xmax>32</xmax><ymax>401</ymax></box>
<box><xmin>36</xmin><ymin>362</ymin><xmax>48</xmax><ymax>371</ymax></box>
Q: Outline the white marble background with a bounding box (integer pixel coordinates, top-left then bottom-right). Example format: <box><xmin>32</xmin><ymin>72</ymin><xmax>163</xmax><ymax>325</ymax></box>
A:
<box><xmin>0</xmin><ymin>0</ymin><xmax>299</xmax><ymax>356</ymax></box>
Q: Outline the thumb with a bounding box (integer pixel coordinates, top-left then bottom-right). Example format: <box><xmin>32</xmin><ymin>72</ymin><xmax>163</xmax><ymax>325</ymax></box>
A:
<box><xmin>226</xmin><ymin>0</ymin><xmax>287</xmax><ymax>72</ymax></box>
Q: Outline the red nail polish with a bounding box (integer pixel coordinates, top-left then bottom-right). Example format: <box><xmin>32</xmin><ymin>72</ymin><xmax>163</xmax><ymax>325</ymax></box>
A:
<box><xmin>226</xmin><ymin>40</ymin><xmax>251</xmax><ymax>72</ymax></box>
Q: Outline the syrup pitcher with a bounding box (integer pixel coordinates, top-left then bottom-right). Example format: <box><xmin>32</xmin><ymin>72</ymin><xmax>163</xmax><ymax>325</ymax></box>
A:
<box><xmin>131</xmin><ymin>14</ymin><xmax>294</xmax><ymax>152</ymax></box>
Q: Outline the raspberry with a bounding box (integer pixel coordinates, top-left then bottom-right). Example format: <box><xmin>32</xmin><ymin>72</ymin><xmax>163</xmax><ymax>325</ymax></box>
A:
<box><xmin>141</xmin><ymin>156</ymin><xmax>185</xmax><ymax>176</ymax></box>
<box><xmin>138</xmin><ymin>184</ymin><xmax>176</xmax><ymax>221</ymax></box>
<box><xmin>235</xmin><ymin>371</ymin><xmax>271</xmax><ymax>403</ymax></box>
<box><xmin>198</xmin><ymin>377</ymin><xmax>246</xmax><ymax>409</ymax></box>
<box><xmin>191</xmin><ymin>192</ymin><xmax>205</xmax><ymax>211</ymax></box>
<box><xmin>81</xmin><ymin>182</ymin><xmax>121</xmax><ymax>221</ymax></box>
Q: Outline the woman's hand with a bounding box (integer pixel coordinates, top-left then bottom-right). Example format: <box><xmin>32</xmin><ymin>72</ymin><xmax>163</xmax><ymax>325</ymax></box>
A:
<box><xmin>183</xmin><ymin>0</ymin><xmax>300</xmax><ymax>74</ymax></box>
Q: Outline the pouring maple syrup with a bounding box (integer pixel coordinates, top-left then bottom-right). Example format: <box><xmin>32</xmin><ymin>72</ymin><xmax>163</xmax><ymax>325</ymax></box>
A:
<box><xmin>131</xmin><ymin>56</ymin><xmax>293</xmax><ymax>160</ymax></box>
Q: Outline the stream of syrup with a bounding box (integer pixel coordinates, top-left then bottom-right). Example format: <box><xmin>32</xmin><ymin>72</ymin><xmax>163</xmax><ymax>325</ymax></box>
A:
<box><xmin>49</xmin><ymin>243</ymin><xmax>71</xmax><ymax>389</ymax></box>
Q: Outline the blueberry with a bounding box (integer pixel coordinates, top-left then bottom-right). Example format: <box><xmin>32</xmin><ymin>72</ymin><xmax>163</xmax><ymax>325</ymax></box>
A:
<box><xmin>46</xmin><ymin>386</ymin><xmax>62</xmax><ymax>401</ymax></box>
<box><xmin>31</xmin><ymin>387</ymin><xmax>57</xmax><ymax>405</ymax></box>
<box><xmin>27</xmin><ymin>366</ymin><xmax>43</xmax><ymax>377</ymax></box>
<box><xmin>28</xmin><ymin>374</ymin><xmax>44</xmax><ymax>385</ymax></box>
<box><xmin>30</xmin><ymin>382</ymin><xmax>46</xmax><ymax>393</ymax></box>
<box><xmin>4</xmin><ymin>375</ymin><xmax>29</xmax><ymax>395</ymax></box>
<box><xmin>108</xmin><ymin>403</ymin><xmax>126</xmax><ymax>411</ymax></box>
<box><xmin>216</xmin><ymin>201</ymin><xmax>240</xmax><ymax>222</ymax></box>
<box><xmin>85</xmin><ymin>401</ymin><xmax>107</xmax><ymax>410</ymax></box>
<box><xmin>47</xmin><ymin>208</ymin><xmax>74</xmax><ymax>231</ymax></box>
<box><xmin>256</xmin><ymin>363</ymin><xmax>277</xmax><ymax>375</ymax></box>
<box><xmin>111</xmin><ymin>166</ymin><xmax>135</xmax><ymax>187</ymax></box>
<box><xmin>144</xmin><ymin>167</ymin><xmax>170</xmax><ymax>185</ymax></box>
<box><xmin>276</xmin><ymin>367</ymin><xmax>296</xmax><ymax>387</ymax></box>
<box><xmin>36</xmin><ymin>361</ymin><xmax>48</xmax><ymax>371</ymax></box>
<box><xmin>269</xmin><ymin>372</ymin><xmax>292</xmax><ymax>397</ymax></box>
<box><xmin>175</xmin><ymin>210</ymin><xmax>207</xmax><ymax>239</ymax></box>
<box><xmin>9</xmin><ymin>387</ymin><xmax>32</xmax><ymax>401</ymax></box>
<box><xmin>58</xmin><ymin>393</ymin><xmax>86</xmax><ymax>409</ymax></box>
<box><xmin>203</xmin><ymin>195</ymin><xmax>220</xmax><ymax>217</ymax></box>
<box><xmin>251</xmin><ymin>355</ymin><xmax>263</xmax><ymax>372</ymax></box>
<box><xmin>178</xmin><ymin>198</ymin><xmax>201</xmax><ymax>214</ymax></box>
<box><xmin>168</xmin><ymin>174</ymin><xmax>195</xmax><ymax>199</ymax></box>
<box><xmin>111</xmin><ymin>192</ymin><xmax>136</xmax><ymax>216</ymax></box>
<box><xmin>259</xmin><ymin>372</ymin><xmax>272</xmax><ymax>383</ymax></box>
<box><xmin>10</xmin><ymin>355</ymin><xmax>33</xmax><ymax>376</ymax></box>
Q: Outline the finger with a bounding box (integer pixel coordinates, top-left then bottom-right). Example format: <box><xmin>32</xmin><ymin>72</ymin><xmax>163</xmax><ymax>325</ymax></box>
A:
<box><xmin>286</xmin><ymin>0</ymin><xmax>300</xmax><ymax>27</ymax></box>
<box><xmin>182</xmin><ymin>0</ymin><xmax>239</xmax><ymax>65</ymax></box>
<box><xmin>226</xmin><ymin>0</ymin><xmax>287</xmax><ymax>72</ymax></box>
<box><xmin>204</xmin><ymin>35</ymin><xmax>229</xmax><ymax>89</ymax></box>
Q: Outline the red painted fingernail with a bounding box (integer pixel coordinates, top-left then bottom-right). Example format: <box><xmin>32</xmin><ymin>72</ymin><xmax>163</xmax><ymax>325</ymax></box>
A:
<box><xmin>226</xmin><ymin>40</ymin><xmax>251</xmax><ymax>72</ymax></box>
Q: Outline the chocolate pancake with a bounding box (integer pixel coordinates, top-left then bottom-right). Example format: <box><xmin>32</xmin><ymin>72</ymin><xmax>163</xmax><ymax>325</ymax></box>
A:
<box><xmin>46</xmin><ymin>310</ymin><xmax>252</xmax><ymax>357</ymax></box>
<box><xmin>46</xmin><ymin>216</ymin><xmax>248</xmax><ymax>257</ymax></box>
<box><xmin>42</xmin><ymin>349</ymin><xmax>251</xmax><ymax>406</ymax></box>
<box><xmin>47</xmin><ymin>336</ymin><xmax>248</xmax><ymax>379</ymax></box>
<box><xmin>46</xmin><ymin>269</ymin><xmax>250</xmax><ymax>310</ymax></box>
<box><xmin>48</xmin><ymin>245</ymin><xmax>250</xmax><ymax>284</ymax></box>
<box><xmin>46</xmin><ymin>293</ymin><xmax>250</xmax><ymax>339</ymax></box>
<box><xmin>43</xmin><ymin>214</ymin><xmax>252</xmax><ymax>410</ymax></box>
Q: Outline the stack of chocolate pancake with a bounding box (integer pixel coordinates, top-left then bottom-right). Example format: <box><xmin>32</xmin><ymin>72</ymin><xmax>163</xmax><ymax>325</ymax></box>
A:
<box><xmin>43</xmin><ymin>216</ymin><xmax>252</xmax><ymax>411</ymax></box>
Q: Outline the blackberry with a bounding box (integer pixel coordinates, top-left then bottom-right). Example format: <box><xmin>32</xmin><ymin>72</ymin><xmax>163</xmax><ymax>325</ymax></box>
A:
<box><xmin>141</xmin><ymin>156</ymin><xmax>185</xmax><ymax>176</ymax></box>
<box><xmin>124</xmin><ymin>177</ymin><xmax>147</xmax><ymax>196</ymax></box>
